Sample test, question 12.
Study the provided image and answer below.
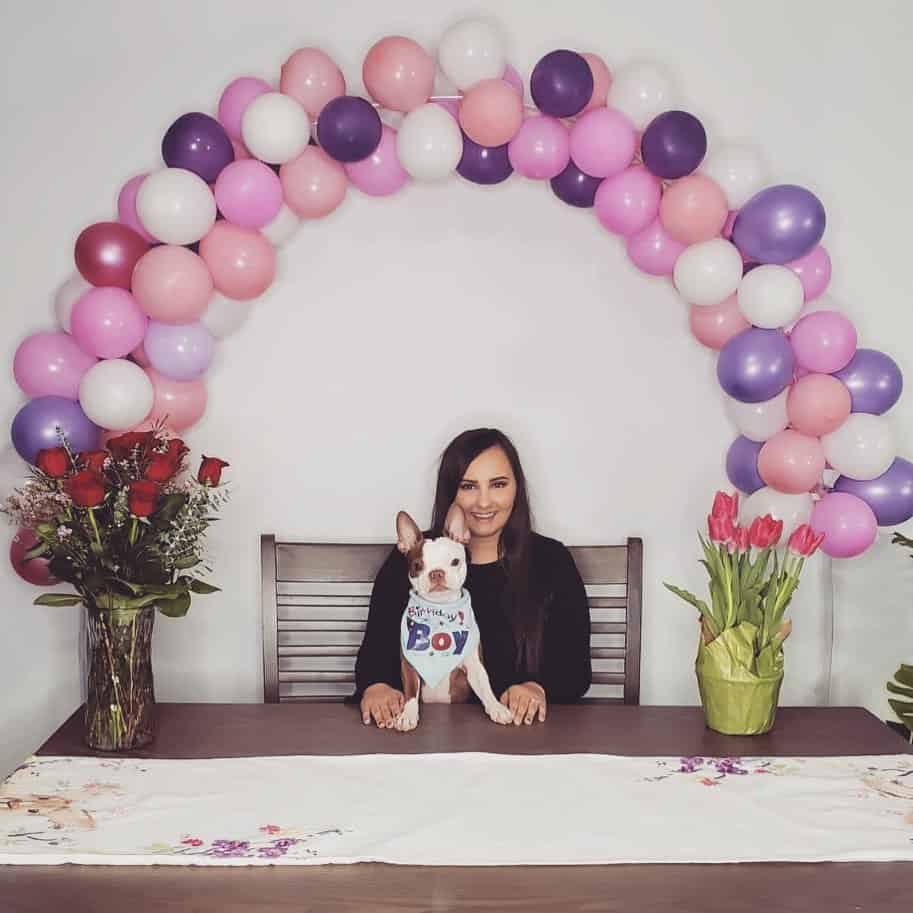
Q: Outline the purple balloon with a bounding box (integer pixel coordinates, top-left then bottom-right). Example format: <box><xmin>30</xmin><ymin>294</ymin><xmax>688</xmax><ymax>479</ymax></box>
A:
<box><xmin>717</xmin><ymin>328</ymin><xmax>795</xmax><ymax>403</ymax></box>
<box><xmin>833</xmin><ymin>458</ymin><xmax>913</xmax><ymax>526</ymax></box>
<box><xmin>550</xmin><ymin>159</ymin><xmax>601</xmax><ymax>207</ymax></box>
<box><xmin>731</xmin><ymin>184</ymin><xmax>826</xmax><ymax>265</ymax></box>
<box><xmin>316</xmin><ymin>96</ymin><xmax>382</xmax><ymax>163</ymax></box>
<box><xmin>726</xmin><ymin>436</ymin><xmax>765</xmax><ymax>495</ymax></box>
<box><xmin>530</xmin><ymin>50</ymin><xmax>594</xmax><ymax>118</ymax></box>
<box><xmin>144</xmin><ymin>321</ymin><xmax>214</xmax><ymax>381</ymax></box>
<box><xmin>641</xmin><ymin>110</ymin><xmax>707</xmax><ymax>179</ymax></box>
<box><xmin>832</xmin><ymin>348</ymin><xmax>903</xmax><ymax>415</ymax></box>
<box><xmin>11</xmin><ymin>396</ymin><xmax>100</xmax><ymax>465</ymax></box>
<box><xmin>457</xmin><ymin>135</ymin><xmax>513</xmax><ymax>185</ymax></box>
<box><xmin>162</xmin><ymin>112</ymin><xmax>234</xmax><ymax>184</ymax></box>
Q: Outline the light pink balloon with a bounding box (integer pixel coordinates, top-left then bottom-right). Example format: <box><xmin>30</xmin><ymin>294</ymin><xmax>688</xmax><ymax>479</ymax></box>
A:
<box><xmin>434</xmin><ymin>98</ymin><xmax>461</xmax><ymax>121</ymax></box>
<box><xmin>198</xmin><ymin>222</ymin><xmax>276</xmax><ymax>300</ymax></box>
<box><xmin>787</xmin><ymin>245</ymin><xmax>832</xmax><ymax>302</ymax></box>
<box><xmin>507</xmin><ymin>116</ymin><xmax>570</xmax><ymax>179</ymax></box>
<box><xmin>581</xmin><ymin>53</ymin><xmax>611</xmax><ymax>113</ymax></box>
<box><xmin>344</xmin><ymin>125</ymin><xmax>409</xmax><ymax>196</ymax></box>
<box><xmin>117</xmin><ymin>174</ymin><xmax>156</xmax><ymax>243</ymax></box>
<box><xmin>758</xmin><ymin>429</ymin><xmax>826</xmax><ymax>494</ymax></box>
<box><xmin>659</xmin><ymin>174</ymin><xmax>729</xmax><ymax>244</ymax></box>
<box><xmin>130</xmin><ymin>342</ymin><xmax>152</xmax><ymax>368</ymax></box>
<box><xmin>626</xmin><ymin>217</ymin><xmax>686</xmax><ymax>277</ymax></box>
<box><xmin>502</xmin><ymin>64</ymin><xmax>524</xmax><ymax>95</ymax></box>
<box><xmin>569</xmin><ymin>108</ymin><xmax>636</xmax><ymax>179</ymax></box>
<box><xmin>594</xmin><ymin>165</ymin><xmax>662</xmax><ymax>237</ymax></box>
<box><xmin>142</xmin><ymin>367</ymin><xmax>208</xmax><ymax>432</ymax></box>
<box><xmin>789</xmin><ymin>310</ymin><xmax>857</xmax><ymax>373</ymax></box>
<box><xmin>131</xmin><ymin>245</ymin><xmax>214</xmax><ymax>323</ymax></box>
<box><xmin>459</xmin><ymin>78</ymin><xmax>524</xmax><ymax>147</ymax></box>
<box><xmin>214</xmin><ymin>159</ymin><xmax>283</xmax><ymax>228</ymax></box>
<box><xmin>787</xmin><ymin>374</ymin><xmax>851</xmax><ymax>436</ymax></box>
<box><xmin>280</xmin><ymin>146</ymin><xmax>348</xmax><ymax>218</ymax></box>
<box><xmin>218</xmin><ymin>76</ymin><xmax>272</xmax><ymax>140</ymax></box>
<box><xmin>13</xmin><ymin>331</ymin><xmax>97</xmax><ymax>399</ymax></box>
<box><xmin>810</xmin><ymin>491</ymin><xmax>877</xmax><ymax>558</ymax></box>
<box><xmin>688</xmin><ymin>295</ymin><xmax>750</xmax><ymax>350</ymax></box>
<box><xmin>230</xmin><ymin>137</ymin><xmax>252</xmax><ymax>161</ymax></box>
<box><xmin>362</xmin><ymin>35</ymin><xmax>435</xmax><ymax>112</ymax></box>
<box><xmin>280</xmin><ymin>48</ymin><xmax>346</xmax><ymax>117</ymax></box>
<box><xmin>722</xmin><ymin>209</ymin><xmax>737</xmax><ymax>239</ymax></box>
<box><xmin>71</xmin><ymin>287</ymin><xmax>148</xmax><ymax>358</ymax></box>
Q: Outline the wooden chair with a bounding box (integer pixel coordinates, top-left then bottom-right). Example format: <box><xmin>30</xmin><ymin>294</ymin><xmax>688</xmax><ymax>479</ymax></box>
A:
<box><xmin>261</xmin><ymin>536</ymin><xmax>642</xmax><ymax>705</ymax></box>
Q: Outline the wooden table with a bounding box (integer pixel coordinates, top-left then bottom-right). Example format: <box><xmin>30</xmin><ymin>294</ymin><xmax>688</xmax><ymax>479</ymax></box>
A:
<box><xmin>3</xmin><ymin>703</ymin><xmax>912</xmax><ymax>913</ymax></box>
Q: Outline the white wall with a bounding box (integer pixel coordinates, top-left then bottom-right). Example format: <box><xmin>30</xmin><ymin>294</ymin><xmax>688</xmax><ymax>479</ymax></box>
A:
<box><xmin>1</xmin><ymin>0</ymin><xmax>911</xmax><ymax>777</ymax></box>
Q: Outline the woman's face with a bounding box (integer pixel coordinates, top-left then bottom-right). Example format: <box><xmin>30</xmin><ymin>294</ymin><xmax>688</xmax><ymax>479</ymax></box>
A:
<box><xmin>453</xmin><ymin>446</ymin><xmax>517</xmax><ymax>545</ymax></box>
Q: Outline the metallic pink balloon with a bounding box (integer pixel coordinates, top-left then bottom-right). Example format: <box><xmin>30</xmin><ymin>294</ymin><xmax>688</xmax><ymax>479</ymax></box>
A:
<box><xmin>10</xmin><ymin>527</ymin><xmax>60</xmax><ymax>586</ymax></box>
<box><xmin>74</xmin><ymin>221</ymin><xmax>149</xmax><ymax>288</ymax></box>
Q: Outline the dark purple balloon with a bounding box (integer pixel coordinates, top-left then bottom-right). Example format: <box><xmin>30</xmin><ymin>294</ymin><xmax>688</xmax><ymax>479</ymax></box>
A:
<box><xmin>530</xmin><ymin>50</ymin><xmax>593</xmax><ymax>118</ymax></box>
<box><xmin>11</xmin><ymin>396</ymin><xmax>101</xmax><ymax>465</ymax></box>
<box><xmin>457</xmin><ymin>135</ymin><xmax>513</xmax><ymax>185</ymax></box>
<box><xmin>162</xmin><ymin>112</ymin><xmax>234</xmax><ymax>183</ymax></box>
<box><xmin>550</xmin><ymin>159</ymin><xmax>601</xmax><ymax>207</ymax></box>
<box><xmin>833</xmin><ymin>458</ymin><xmax>913</xmax><ymax>526</ymax></box>
<box><xmin>731</xmin><ymin>184</ymin><xmax>826</xmax><ymax>264</ymax></box>
<box><xmin>641</xmin><ymin>110</ymin><xmax>707</xmax><ymax>179</ymax></box>
<box><xmin>316</xmin><ymin>96</ymin><xmax>382</xmax><ymax>163</ymax></box>
<box><xmin>717</xmin><ymin>328</ymin><xmax>795</xmax><ymax>403</ymax></box>
<box><xmin>726</xmin><ymin>436</ymin><xmax>765</xmax><ymax>495</ymax></box>
<box><xmin>832</xmin><ymin>348</ymin><xmax>903</xmax><ymax>415</ymax></box>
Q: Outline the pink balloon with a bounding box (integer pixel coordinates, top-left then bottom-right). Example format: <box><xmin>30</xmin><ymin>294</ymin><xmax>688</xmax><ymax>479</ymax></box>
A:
<box><xmin>117</xmin><ymin>174</ymin><xmax>156</xmax><ymax>243</ymax></box>
<box><xmin>280</xmin><ymin>146</ymin><xmax>348</xmax><ymax>219</ymax></box>
<box><xmin>344</xmin><ymin>125</ymin><xmax>409</xmax><ymax>196</ymax></box>
<box><xmin>214</xmin><ymin>159</ymin><xmax>283</xmax><ymax>228</ymax></box>
<box><xmin>581</xmin><ymin>53</ymin><xmax>611</xmax><ymax>113</ymax></box>
<box><xmin>659</xmin><ymin>174</ymin><xmax>729</xmax><ymax>244</ymax></box>
<box><xmin>142</xmin><ymin>367</ymin><xmax>207</xmax><ymax>432</ymax></box>
<box><xmin>130</xmin><ymin>342</ymin><xmax>152</xmax><ymax>368</ymax></box>
<box><xmin>10</xmin><ymin>527</ymin><xmax>59</xmax><ymax>587</ymax></box>
<box><xmin>198</xmin><ymin>222</ymin><xmax>276</xmax><ymax>301</ymax></box>
<box><xmin>362</xmin><ymin>35</ymin><xmax>435</xmax><ymax>112</ymax></box>
<box><xmin>569</xmin><ymin>108</ymin><xmax>636</xmax><ymax>179</ymax></box>
<box><xmin>758</xmin><ymin>430</ymin><xmax>826</xmax><ymax>494</ymax></box>
<box><xmin>280</xmin><ymin>48</ymin><xmax>346</xmax><ymax>117</ymax></box>
<box><xmin>131</xmin><ymin>245</ymin><xmax>214</xmax><ymax>323</ymax></box>
<box><xmin>502</xmin><ymin>64</ymin><xmax>524</xmax><ymax>95</ymax></box>
<box><xmin>810</xmin><ymin>491</ymin><xmax>878</xmax><ymax>558</ymax></box>
<box><xmin>688</xmin><ymin>295</ymin><xmax>751</xmax><ymax>350</ymax></box>
<box><xmin>594</xmin><ymin>165</ymin><xmax>662</xmax><ymax>237</ymax></box>
<box><xmin>459</xmin><ymin>79</ymin><xmax>524</xmax><ymax>147</ymax></box>
<box><xmin>722</xmin><ymin>209</ymin><xmax>737</xmax><ymax>240</ymax></box>
<box><xmin>71</xmin><ymin>287</ymin><xmax>148</xmax><ymax>358</ymax></box>
<box><xmin>789</xmin><ymin>310</ymin><xmax>857</xmax><ymax>373</ymax></box>
<box><xmin>218</xmin><ymin>76</ymin><xmax>272</xmax><ymax>139</ymax></box>
<box><xmin>13</xmin><ymin>331</ymin><xmax>97</xmax><ymax>399</ymax></box>
<box><xmin>787</xmin><ymin>245</ymin><xmax>832</xmax><ymax>302</ymax></box>
<box><xmin>507</xmin><ymin>116</ymin><xmax>570</xmax><ymax>180</ymax></box>
<box><xmin>434</xmin><ymin>99</ymin><xmax>461</xmax><ymax>121</ymax></box>
<box><xmin>787</xmin><ymin>374</ymin><xmax>851</xmax><ymax>436</ymax></box>
<box><xmin>626</xmin><ymin>217</ymin><xmax>686</xmax><ymax>277</ymax></box>
<box><xmin>230</xmin><ymin>137</ymin><xmax>252</xmax><ymax>161</ymax></box>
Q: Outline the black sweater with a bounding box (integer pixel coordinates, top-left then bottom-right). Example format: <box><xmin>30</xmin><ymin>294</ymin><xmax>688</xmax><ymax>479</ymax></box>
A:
<box><xmin>352</xmin><ymin>532</ymin><xmax>592</xmax><ymax>703</ymax></box>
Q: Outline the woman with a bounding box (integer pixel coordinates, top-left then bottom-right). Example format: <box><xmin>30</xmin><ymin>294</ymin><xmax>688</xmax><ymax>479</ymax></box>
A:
<box><xmin>353</xmin><ymin>428</ymin><xmax>592</xmax><ymax>728</ymax></box>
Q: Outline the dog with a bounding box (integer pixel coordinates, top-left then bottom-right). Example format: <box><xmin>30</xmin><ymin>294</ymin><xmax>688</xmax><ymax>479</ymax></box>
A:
<box><xmin>393</xmin><ymin>503</ymin><xmax>513</xmax><ymax>732</ymax></box>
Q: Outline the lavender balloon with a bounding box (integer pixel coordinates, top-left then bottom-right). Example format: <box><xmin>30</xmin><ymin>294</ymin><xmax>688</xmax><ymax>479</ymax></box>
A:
<box><xmin>641</xmin><ymin>110</ymin><xmax>707</xmax><ymax>179</ymax></box>
<box><xmin>726</xmin><ymin>436</ymin><xmax>765</xmax><ymax>495</ymax></box>
<box><xmin>11</xmin><ymin>396</ymin><xmax>100</xmax><ymax>464</ymax></box>
<box><xmin>457</xmin><ymin>136</ymin><xmax>513</xmax><ymax>185</ymax></box>
<box><xmin>162</xmin><ymin>113</ymin><xmax>234</xmax><ymax>184</ymax></box>
<box><xmin>530</xmin><ymin>50</ymin><xmax>593</xmax><ymax>118</ymax></box>
<box><xmin>717</xmin><ymin>328</ymin><xmax>795</xmax><ymax>403</ymax></box>
<box><xmin>316</xmin><ymin>96</ymin><xmax>382</xmax><ymax>163</ymax></box>
<box><xmin>550</xmin><ymin>159</ymin><xmax>601</xmax><ymax>207</ymax></box>
<box><xmin>144</xmin><ymin>321</ymin><xmax>214</xmax><ymax>381</ymax></box>
<box><xmin>833</xmin><ymin>458</ymin><xmax>913</xmax><ymax>526</ymax></box>
<box><xmin>833</xmin><ymin>348</ymin><xmax>903</xmax><ymax>415</ymax></box>
<box><xmin>731</xmin><ymin>184</ymin><xmax>826</xmax><ymax>264</ymax></box>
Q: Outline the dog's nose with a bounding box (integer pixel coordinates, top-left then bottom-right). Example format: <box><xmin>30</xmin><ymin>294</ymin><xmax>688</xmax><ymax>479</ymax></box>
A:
<box><xmin>429</xmin><ymin>569</ymin><xmax>445</xmax><ymax>584</ymax></box>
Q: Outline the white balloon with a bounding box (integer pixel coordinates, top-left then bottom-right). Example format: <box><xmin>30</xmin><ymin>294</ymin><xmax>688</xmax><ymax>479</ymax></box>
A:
<box><xmin>54</xmin><ymin>273</ymin><xmax>92</xmax><ymax>332</ymax></box>
<box><xmin>136</xmin><ymin>168</ymin><xmax>216</xmax><ymax>246</ymax></box>
<box><xmin>701</xmin><ymin>144</ymin><xmax>767</xmax><ymax>210</ymax></box>
<box><xmin>396</xmin><ymin>103</ymin><xmax>463</xmax><ymax>181</ymax></box>
<box><xmin>260</xmin><ymin>204</ymin><xmax>301</xmax><ymax>247</ymax></box>
<box><xmin>437</xmin><ymin>18</ymin><xmax>506</xmax><ymax>91</ymax></box>
<box><xmin>608</xmin><ymin>60</ymin><xmax>674</xmax><ymax>129</ymax></box>
<box><xmin>822</xmin><ymin>413</ymin><xmax>897</xmax><ymax>481</ymax></box>
<box><xmin>737</xmin><ymin>265</ymin><xmax>804</xmax><ymax>329</ymax></box>
<box><xmin>242</xmin><ymin>92</ymin><xmax>311</xmax><ymax>165</ymax></box>
<box><xmin>725</xmin><ymin>388</ymin><xmax>790</xmax><ymax>442</ymax></box>
<box><xmin>200</xmin><ymin>293</ymin><xmax>252</xmax><ymax>339</ymax></box>
<box><xmin>741</xmin><ymin>487</ymin><xmax>813</xmax><ymax>532</ymax></box>
<box><xmin>673</xmin><ymin>239</ymin><xmax>743</xmax><ymax>307</ymax></box>
<box><xmin>78</xmin><ymin>359</ymin><xmax>154</xmax><ymax>431</ymax></box>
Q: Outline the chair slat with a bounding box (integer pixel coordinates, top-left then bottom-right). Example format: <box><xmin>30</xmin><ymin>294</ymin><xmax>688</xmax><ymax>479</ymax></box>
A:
<box><xmin>280</xmin><ymin>656</ymin><xmax>356</xmax><ymax>672</ymax></box>
<box><xmin>278</xmin><ymin>581</ymin><xmax>375</xmax><ymax>597</ymax></box>
<box><xmin>279</xmin><ymin>670</ymin><xmax>356</xmax><ymax>683</ymax></box>
<box><xmin>279</xmin><ymin>644</ymin><xmax>360</xmax><ymax>657</ymax></box>
<box><xmin>278</xmin><ymin>605</ymin><xmax>369</xmax><ymax>623</ymax></box>
<box><xmin>279</xmin><ymin>620</ymin><xmax>367</xmax><ymax>632</ymax></box>
<box><xmin>279</xmin><ymin>681</ymin><xmax>353</xmax><ymax>700</ymax></box>
<box><xmin>279</xmin><ymin>630</ymin><xmax>365</xmax><ymax>647</ymax></box>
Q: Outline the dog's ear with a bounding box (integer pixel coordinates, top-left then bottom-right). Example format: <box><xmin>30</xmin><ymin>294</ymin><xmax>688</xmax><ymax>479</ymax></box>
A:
<box><xmin>395</xmin><ymin>511</ymin><xmax>423</xmax><ymax>555</ymax></box>
<box><xmin>443</xmin><ymin>503</ymin><xmax>470</xmax><ymax>545</ymax></box>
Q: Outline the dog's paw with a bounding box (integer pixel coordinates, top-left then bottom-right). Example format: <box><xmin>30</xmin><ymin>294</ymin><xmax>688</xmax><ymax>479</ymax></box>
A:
<box><xmin>487</xmin><ymin>703</ymin><xmax>514</xmax><ymax>725</ymax></box>
<box><xmin>394</xmin><ymin>698</ymin><xmax>419</xmax><ymax>732</ymax></box>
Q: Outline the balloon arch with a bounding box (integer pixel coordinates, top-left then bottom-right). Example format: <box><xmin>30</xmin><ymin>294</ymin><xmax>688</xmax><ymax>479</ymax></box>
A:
<box><xmin>9</xmin><ymin>18</ymin><xmax>911</xmax><ymax>568</ymax></box>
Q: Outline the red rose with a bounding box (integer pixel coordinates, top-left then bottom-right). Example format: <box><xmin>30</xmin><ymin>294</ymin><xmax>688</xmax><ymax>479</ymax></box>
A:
<box><xmin>79</xmin><ymin>450</ymin><xmax>109</xmax><ymax>473</ymax></box>
<box><xmin>128</xmin><ymin>479</ymin><xmax>161</xmax><ymax>518</ymax></box>
<box><xmin>145</xmin><ymin>438</ymin><xmax>189</xmax><ymax>483</ymax></box>
<box><xmin>198</xmin><ymin>456</ymin><xmax>229</xmax><ymax>487</ymax></box>
<box><xmin>35</xmin><ymin>447</ymin><xmax>70</xmax><ymax>478</ymax></box>
<box><xmin>107</xmin><ymin>431</ymin><xmax>155</xmax><ymax>461</ymax></box>
<box><xmin>64</xmin><ymin>470</ymin><xmax>106</xmax><ymax>508</ymax></box>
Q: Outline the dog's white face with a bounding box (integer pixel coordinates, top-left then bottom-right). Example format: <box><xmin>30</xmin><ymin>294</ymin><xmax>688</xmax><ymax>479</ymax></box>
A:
<box><xmin>396</xmin><ymin>506</ymin><xmax>469</xmax><ymax>603</ymax></box>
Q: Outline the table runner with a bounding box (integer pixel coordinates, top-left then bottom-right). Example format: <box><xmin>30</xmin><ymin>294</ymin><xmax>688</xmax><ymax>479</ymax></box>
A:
<box><xmin>2</xmin><ymin>752</ymin><xmax>911</xmax><ymax>866</ymax></box>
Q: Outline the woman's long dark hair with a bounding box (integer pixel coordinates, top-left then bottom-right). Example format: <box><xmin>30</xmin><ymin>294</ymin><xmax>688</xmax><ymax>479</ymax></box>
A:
<box><xmin>429</xmin><ymin>428</ymin><xmax>544</xmax><ymax>679</ymax></box>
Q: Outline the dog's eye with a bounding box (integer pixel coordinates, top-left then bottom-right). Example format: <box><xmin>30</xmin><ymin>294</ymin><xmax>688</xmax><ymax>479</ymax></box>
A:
<box><xmin>451</xmin><ymin>558</ymin><xmax>460</xmax><ymax>567</ymax></box>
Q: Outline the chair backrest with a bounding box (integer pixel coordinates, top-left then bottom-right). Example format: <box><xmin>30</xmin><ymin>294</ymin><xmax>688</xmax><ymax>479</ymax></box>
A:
<box><xmin>260</xmin><ymin>536</ymin><xmax>642</xmax><ymax>705</ymax></box>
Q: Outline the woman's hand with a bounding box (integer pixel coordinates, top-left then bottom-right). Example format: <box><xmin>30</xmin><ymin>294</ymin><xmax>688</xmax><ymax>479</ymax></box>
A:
<box><xmin>499</xmin><ymin>681</ymin><xmax>547</xmax><ymax>725</ymax></box>
<box><xmin>360</xmin><ymin>683</ymin><xmax>405</xmax><ymax>728</ymax></box>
